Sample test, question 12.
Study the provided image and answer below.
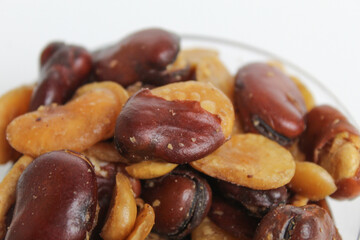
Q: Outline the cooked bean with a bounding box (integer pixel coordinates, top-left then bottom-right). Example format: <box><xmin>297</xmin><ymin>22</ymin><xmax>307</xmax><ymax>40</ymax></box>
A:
<box><xmin>5</xmin><ymin>151</ymin><xmax>98</xmax><ymax>240</ymax></box>
<box><xmin>208</xmin><ymin>197</ymin><xmax>259</xmax><ymax>240</ymax></box>
<box><xmin>142</xmin><ymin>168</ymin><xmax>212</xmax><ymax>239</ymax></box>
<box><xmin>288</xmin><ymin>161</ymin><xmax>336</xmax><ymax>200</ymax></box>
<box><xmin>126</xmin><ymin>204</ymin><xmax>155</xmax><ymax>240</ymax></box>
<box><xmin>253</xmin><ymin>205</ymin><xmax>341</xmax><ymax>240</ymax></box>
<box><xmin>191</xmin><ymin>134</ymin><xmax>296</xmax><ymax>190</ymax></box>
<box><xmin>7</xmin><ymin>82</ymin><xmax>128</xmax><ymax>157</ymax></box>
<box><xmin>151</xmin><ymin>81</ymin><xmax>234</xmax><ymax>138</ymax></box>
<box><xmin>0</xmin><ymin>85</ymin><xmax>33</xmax><ymax>164</ymax></box>
<box><xmin>213</xmin><ymin>179</ymin><xmax>288</xmax><ymax>217</ymax></box>
<box><xmin>101</xmin><ymin>173</ymin><xmax>137</xmax><ymax>240</ymax></box>
<box><xmin>90</xmin><ymin>162</ymin><xmax>141</xmax><ymax>240</ymax></box>
<box><xmin>114</xmin><ymin>88</ymin><xmax>226</xmax><ymax>164</ymax></box>
<box><xmin>235</xmin><ymin>63</ymin><xmax>306</xmax><ymax>146</ymax></box>
<box><xmin>93</xmin><ymin>28</ymin><xmax>190</xmax><ymax>87</ymax></box>
<box><xmin>125</xmin><ymin>160</ymin><xmax>178</xmax><ymax>179</ymax></box>
<box><xmin>0</xmin><ymin>156</ymin><xmax>33</xmax><ymax>238</ymax></box>
<box><xmin>30</xmin><ymin>42</ymin><xmax>92</xmax><ymax>111</ymax></box>
<box><xmin>300</xmin><ymin>105</ymin><xmax>360</xmax><ymax>199</ymax></box>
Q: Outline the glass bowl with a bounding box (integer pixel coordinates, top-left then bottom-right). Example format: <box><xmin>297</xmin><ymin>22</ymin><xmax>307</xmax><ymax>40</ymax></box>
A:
<box><xmin>1</xmin><ymin>34</ymin><xmax>359</xmax><ymax>239</ymax></box>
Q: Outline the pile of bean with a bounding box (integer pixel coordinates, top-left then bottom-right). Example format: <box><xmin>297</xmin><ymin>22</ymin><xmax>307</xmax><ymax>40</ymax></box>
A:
<box><xmin>0</xmin><ymin>28</ymin><xmax>359</xmax><ymax>240</ymax></box>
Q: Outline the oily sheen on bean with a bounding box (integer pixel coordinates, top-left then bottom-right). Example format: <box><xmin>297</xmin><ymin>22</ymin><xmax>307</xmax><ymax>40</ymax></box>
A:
<box><xmin>5</xmin><ymin>151</ymin><xmax>98</xmax><ymax>240</ymax></box>
<box><xmin>93</xmin><ymin>28</ymin><xmax>191</xmax><ymax>87</ymax></box>
<box><xmin>114</xmin><ymin>88</ymin><xmax>226</xmax><ymax>164</ymax></box>
<box><xmin>235</xmin><ymin>63</ymin><xmax>307</xmax><ymax>146</ymax></box>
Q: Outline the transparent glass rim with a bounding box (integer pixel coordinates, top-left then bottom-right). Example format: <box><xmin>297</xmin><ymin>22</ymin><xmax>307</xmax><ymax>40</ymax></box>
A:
<box><xmin>181</xmin><ymin>33</ymin><xmax>357</xmax><ymax>127</ymax></box>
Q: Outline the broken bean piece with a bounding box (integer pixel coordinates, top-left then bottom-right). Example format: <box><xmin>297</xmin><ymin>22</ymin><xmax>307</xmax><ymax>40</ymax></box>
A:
<box><xmin>300</xmin><ymin>105</ymin><xmax>360</xmax><ymax>199</ymax></box>
<box><xmin>126</xmin><ymin>204</ymin><xmax>155</xmax><ymax>240</ymax></box>
<box><xmin>5</xmin><ymin>151</ymin><xmax>98</xmax><ymax>240</ymax></box>
<box><xmin>191</xmin><ymin>217</ymin><xmax>238</xmax><ymax>240</ymax></box>
<box><xmin>235</xmin><ymin>63</ymin><xmax>306</xmax><ymax>146</ymax></box>
<box><xmin>0</xmin><ymin>155</ymin><xmax>33</xmax><ymax>239</ymax></box>
<box><xmin>101</xmin><ymin>173</ymin><xmax>137</xmax><ymax>240</ymax></box>
<box><xmin>125</xmin><ymin>160</ymin><xmax>178</xmax><ymax>179</ymax></box>
<box><xmin>7</xmin><ymin>82</ymin><xmax>128</xmax><ymax>157</ymax></box>
<box><xmin>213</xmin><ymin>179</ymin><xmax>288</xmax><ymax>217</ymax></box>
<box><xmin>208</xmin><ymin>197</ymin><xmax>259</xmax><ymax>240</ymax></box>
<box><xmin>93</xmin><ymin>28</ymin><xmax>187</xmax><ymax>87</ymax></box>
<box><xmin>253</xmin><ymin>205</ymin><xmax>341</xmax><ymax>240</ymax></box>
<box><xmin>151</xmin><ymin>81</ymin><xmax>234</xmax><ymax>138</ymax></box>
<box><xmin>30</xmin><ymin>42</ymin><xmax>92</xmax><ymax>111</ymax></box>
<box><xmin>115</xmin><ymin>88</ymin><xmax>225</xmax><ymax>164</ymax></box>
<box><xmin>0</xmin><ymin>85</ymin><xmax>33</xmax><ymax>164</ymax></box>
<box><xmin>142</xmin><ymin>168</ymin><xmax>212</xmax><ymax>239</ymax></box>
<box><xmin>90</xmin><ymin>162</ymin><xmax>141</xmax><ymax>240</ymax></box>
<box><xmin>288</xmin><ymin>161</ymin><xmax>336</xmax><ymax>201</ymax></box>
<box><xmin>191</xmin><ymin>134</ymin><xmax>296</xmax><ymax>190</ymax></box>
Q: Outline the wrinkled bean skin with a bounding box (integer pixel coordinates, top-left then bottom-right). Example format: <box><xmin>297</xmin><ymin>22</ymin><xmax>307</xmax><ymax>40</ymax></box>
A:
<box><xmin>208</xmin><ymin>197</ymin><xmax>259</xmax><ymax>240</ymax></box>
<box><xmin>5</xmin><ymin>150</ymin><xmax>98</xmax><ymax>240</ymax></box>
<box><xmin>300</xmin><ymin>105</ymin><xmax>359</xmax><ymax>163</ymax></box>
<box><xmin>141</xmin><ymin>168</ymin><xmax>212</xmax><ymax>239</ymax></box>
<box><xmin>235</xmin><ymin>63</ymin><xmax>306</xmax><ymax>146</ymax></box>
<box><xmin>114</xmin><ymin>89</ymin><xmax>225</xmax><ymax>164</ymax></box>
<box><xmin>253</xmin><ymin>205</ymin><xmax>341</xmax><ymax>240</ymax></box>
<box><xmin>30</xmin><ymin>43</ymin><xmax>92</xmax><ymax>111</ymax></box>
<box><xmin>213</xmin><ymin>179</ymin><xmax>288</xmax><ymax>217</ymax></box>
<box><xmin>93</xmin><ymin>28</ymin><xmax>186</xmax><ymax>87</ymax></box>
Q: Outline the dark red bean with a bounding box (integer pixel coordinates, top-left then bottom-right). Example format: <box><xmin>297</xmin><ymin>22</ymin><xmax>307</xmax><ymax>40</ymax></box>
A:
<box><xmin>142</xmin><ymin>168</ymin><xmax>212</xmax><ymax>239</ymax></box>
<box><xmin>30</xmin><ymin>43</ymin><xmax>92</xmax><ymax>111</ymax></box>
<box><xmin>92</xmin><ymin>28</ymin><xmax>190</xmax><ymax>87</ymax></box>
<box><xmin>39</xmin><ymin>42</ymin><xmax>65</xmax><ymax>67</ymax></box>
<box><xmin>300</xmin><ymin>105</ymin><xmax>359</xmax><ymax>164</ymax></box>
<box><xmin>253</xmin><ymin>205</ymin><xmax>341</xmax><ymax>240</ymax></box>
<box><xmin>213</xmin><ymin>179</ymin><xmax>288</xmax><ymax>217</ymax></box>
<box><xmin>114</xmin><ymin>89</ymin><xmax>225</xmax><ymax>164</ymax></box>
<box><xmin>5</xmin><ymin>150</ymin><xmax>98</xmax><ymax>240</ymax></box>
<box><xmin>208</xmin><ymin>196</ymin><xmax>259</xmax><ymax>240</ymax></box>
<box><xmin>235</xmin><ymin>63</ymin><xmax>306</xmax><ymax>146</ymax></box>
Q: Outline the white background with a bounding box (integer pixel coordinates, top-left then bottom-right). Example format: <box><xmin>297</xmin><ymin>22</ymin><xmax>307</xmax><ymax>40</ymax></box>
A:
<box><xmin>1</xmin><ymin>0</ymin><xmax>360</xmax><ymax>239</ymax></box>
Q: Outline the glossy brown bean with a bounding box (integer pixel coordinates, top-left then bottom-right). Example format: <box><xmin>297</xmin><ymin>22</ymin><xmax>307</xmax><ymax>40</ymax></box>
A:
<box><xmin>235</xmin><ymin>63</ymin><xmax>306</xmax><ymax>146</ymax></box>
<box><xmin>30</xmin><ymin>43</ymin><xmax>92</xmax><ymax>111</ymax></box>
<box><xmin>208</xmin><ymin>197</ymin><xmax>259</xmax><ymax>240</ymax></box>
<box><xmin>253</xmin><ymin>204</ymin><xmax>341</xmax><ymax>240</ymax></box>
<box><xmin>213</xmin><ymin>179</ymin><xmax>288</xmax><ymax>217</ymax></box>
<box><xmin>300</xmin><ymin>105</ymin><xmax>360</xmax><ymax>199</ymax></box>
<box><xmin>39</xmin><ymin>42</ymin><xmax>65</xmax><ymax>67</ymax></box>
<box><xmin>141</xmin><ymin>168</ymin><xmax>212</xmax><ymax>239</ymax></box>
<box><xmin>93</xmin><ymin>28</ymin><xmax>190</xmax><ymax>87</ymax></box>
<box><xmin>114</xmin><ymin>89</ymin><xmax>225</xmax><ymax>164</ymax></box>
<box><xmin>5</xmin><ymin>150</ymin><xmax>98</xmax><ymax>240</ymax></box>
